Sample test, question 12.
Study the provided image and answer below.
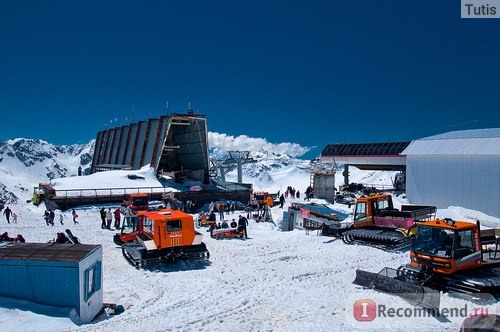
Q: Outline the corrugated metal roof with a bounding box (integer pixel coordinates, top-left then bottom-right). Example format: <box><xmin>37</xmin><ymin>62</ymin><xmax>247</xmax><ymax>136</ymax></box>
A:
<box><xmin>321</xmin><ymin>141</ymin><xmax>410</xmax><ymax>156</ymax></box>
<box><xmin>403</xmin><ymin>128</ymin><xmax>500</xmax><ymax>155</ymax></box>
<box><xmin>0</xmin><ymin>243</ymin><xmax>101</xmax><ymax>262</ymax></box>
<box><xmin>421</xmin><ymin>128</ymin><xmax>500</xmax><ymax>140</ymax></box>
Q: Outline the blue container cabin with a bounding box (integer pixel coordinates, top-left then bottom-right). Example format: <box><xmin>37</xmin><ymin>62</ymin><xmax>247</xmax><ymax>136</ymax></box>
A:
<box><xmin>0</xmin><ymin>242</ymin><xmax>103</xmax><ymax>324</ymax></box>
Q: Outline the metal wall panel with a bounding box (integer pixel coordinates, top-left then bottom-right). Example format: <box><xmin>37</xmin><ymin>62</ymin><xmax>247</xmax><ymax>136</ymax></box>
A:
<box><xmin>131</xmin><ymin>121</ymin><xmax>147</xmax><ymax>170</ymax></box>
<box><xmin>313</xmin><ymin>173</ymin><xmax>336</xmax><ymax>203</ymax></box>
<box><xmin>0</xmin><ymin>260</ymin><xmax>78</xmax><ymax>307</ymax></box>
<box><xmin>90</xmin><ymin>131</ymin><xmax>104</xmax><ymax>173</ymax></box>
<box><xmin>123</xmin><ymin>123</ymin><xmax>138</xmax><ymax>167</ymax></box>
<box><xmin>141</xmin><ymin>118</ymin><xmax>160</xmax><ymax>168</ymax></box>
<box><xmin>120</xmin><ymin>125</ymin><xmax>133</xmax><ymax>166</ymax></box>
<box><xmin>149</xmin><ymin>116</ymin><xmax>169</xmax><ymax>170</ymax></box>
<box><xmin>109</xmin><ymin>128</ymin><xmax>121</xmax><ymax>164</ymax></box>
<box><xmin>406</xmin><ymin>154</ymin><xmax>500</xmax><ymax>218</ymax></box>
<box><xmin>103</xmin><ymin>130</ymin><xmax>115</xmax><ymax>165</ymax></box>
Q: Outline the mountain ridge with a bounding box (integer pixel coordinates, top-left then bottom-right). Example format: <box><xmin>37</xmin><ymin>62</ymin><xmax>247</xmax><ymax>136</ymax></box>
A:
<box><xmin>0</xmin><ymin>138</ymin><xmax>312</xmax><ymax>205</ymax></box>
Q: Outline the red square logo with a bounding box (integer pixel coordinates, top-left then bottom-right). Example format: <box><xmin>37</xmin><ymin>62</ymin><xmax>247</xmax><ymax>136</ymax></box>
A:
<box><xmin>353</xmin><ymin>299</ymin><xmax>376</xmax><ymax>321</ymax></box>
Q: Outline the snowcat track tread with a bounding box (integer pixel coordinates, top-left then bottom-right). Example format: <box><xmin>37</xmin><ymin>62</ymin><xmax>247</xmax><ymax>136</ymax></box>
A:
<box><xmin>341</xmin><ymin>229</ymin><xmax>413</xmax><ymax>252</ymax></box>
<box><xmin>440</xmin><ymin>266</ymin><xmax>500</xmax><ymax>295</ymax></box>
<box><xmin>354</xmin><ymin>268</ymin><xmax>440</xmax><ymax>310</ymax></box>
<box><xmin>121</xmin><ymin>242</ymin><xmax>210</xmax><ymax>268</ymax></box>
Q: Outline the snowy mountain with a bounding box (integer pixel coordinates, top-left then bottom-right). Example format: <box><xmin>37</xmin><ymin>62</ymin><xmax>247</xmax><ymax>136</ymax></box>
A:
<box><xmin>0</xmin><ymin>138</ymin><xmax>94</xmax><ymax>205</ymax></box>
<box><xmin>0</xmin><ymin>134</ymin><xmax>315</xmax><ymax>205</ymax></box>
<box><xmin>0</xmin><ymin>133</ymin><xmax>399</xmax><ymax>207</ymax></box>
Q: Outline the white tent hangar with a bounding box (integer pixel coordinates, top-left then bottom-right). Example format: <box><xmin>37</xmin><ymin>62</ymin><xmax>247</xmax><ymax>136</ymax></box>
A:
<box><xmin>403</xmin><ymin>128</ymin><xmax>500</xmax><ymax>218</ymax></box>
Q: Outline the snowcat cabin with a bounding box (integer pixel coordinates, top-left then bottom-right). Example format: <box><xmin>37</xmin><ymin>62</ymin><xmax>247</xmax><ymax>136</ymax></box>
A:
<box><xmin>113</xmin><ymin>210</ymin><xmax>148</xmax><ymax>245</ymax></box>
<box><xmin>128</xmin><ymin>193</ymin><xmax>149</xmax><ymax>212</ymax></box>
<box><xmin>140</xmin><ymin>209</ymin><xmax>203</xmax><ymax>250</ymax></box>
<box><xmin>352</xmin><ymin>194</ymin><xmax>394</xmax><ymax>228</ymax></box>
<box><xmin>410</xmin><ymin>219</ymin><xmax>481</xmax><ymax>274</ymax></box>
<box><xmin>252</xmin><ymin>192</ymin><xmax>269</xmax><ymax>207</ymax></box>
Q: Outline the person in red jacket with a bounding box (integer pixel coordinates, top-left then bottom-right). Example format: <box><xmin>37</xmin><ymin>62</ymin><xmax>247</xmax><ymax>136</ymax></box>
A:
<box><xmin>114</xmin><ymin>208</ymin><xmax>121</xmax><ymax>229</ymax></box>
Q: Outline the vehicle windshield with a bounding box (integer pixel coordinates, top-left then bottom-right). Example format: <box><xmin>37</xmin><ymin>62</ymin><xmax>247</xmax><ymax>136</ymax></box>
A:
<box><xmin>121</xmin><ymin>214</ymin><xmax>139</xmax><ymax>233</ymax></box>
<box><xmin>254</xmin><ymin>194</ymin><xmax>265</xmax><ymax>201</ymax></box>
<box><xmin>132</xmin><ymin>197</ymin><xmax>148</xmax><ymax>205</ymax></box>
<box><xmin>353</xmin><ymin>202</ymin><xmax>367</xmax><ymax>222</ymax></box>
<box><xmin>412</xmin><ymin>226</ymin><xmax>455</xmax><ymax>258</ymax></box>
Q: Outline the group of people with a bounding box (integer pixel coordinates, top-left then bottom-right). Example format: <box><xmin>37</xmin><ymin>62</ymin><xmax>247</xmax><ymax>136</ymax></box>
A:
<box><xmin>279</xmin><ymin>185</ymin><xmax>314</xmax><ymax>205</ymax></box>
<box><xmin>208</xmin><ymin>201</ymin><xmax>237</xmax><ymax>221</ymax></box>
<box><xmin>0</xmin><ymin>231</ymin><xmax>25</xmax><ymax>243</ymax></box>
<box><xmin>208</xmin><ymin>214</ymin><xmax>249</xmax><ymax>239</ymax></box>
<box><xmin>284</xmin><ymin>186</ymin><xmax>300</xmax><ymax>199</ymax></box>
<box><xmin>43</xmin><ymin>209</ymin><xmax>78</xmax><ymax>226</ymax></box>
<box><xmin>100</xmin><ymin>205</ymin><xmax>134</xmax><ymax>230</ymax></box>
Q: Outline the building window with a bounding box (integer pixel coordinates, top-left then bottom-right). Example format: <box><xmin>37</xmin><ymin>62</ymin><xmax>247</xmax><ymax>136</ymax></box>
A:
<box><xmin>84</xmin><ymin>261</ymin><xmax>102</xmax><ymax>301</ymax></box>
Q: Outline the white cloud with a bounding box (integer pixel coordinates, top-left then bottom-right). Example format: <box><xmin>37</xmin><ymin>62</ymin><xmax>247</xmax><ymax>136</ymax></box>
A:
<box><xmin>208</xmin><ymin>132</ymin><xmax>312</xmax><ymax>158</ymax></box>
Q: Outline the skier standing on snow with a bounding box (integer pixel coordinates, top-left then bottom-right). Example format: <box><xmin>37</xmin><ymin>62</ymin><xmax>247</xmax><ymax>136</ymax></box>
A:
<box><xmin>218</xmin><ymin>202</ymin><xmax>225</xmax><ymax>220</ymax></box>
<box><xmin>279</xmin><ymin>194</ymin><xmax>285</xmax><ymax>208</ymax></box>
<box><xmin>72</xmin><ymin>209</ymin><xmax>79</xmax><ymax>224</ymax></box>
<box><xmin>3</xmin><ymin>206</ymin><xmax>12</xmax><ymax>223</ymax></box>
<box><xmin>49</xmin><ymin>209</ymin><xmax>55</xmax><ymax>226</ymax></box>
<box><xmin>106</xmin><ymin>209</ymin><xmax>113</xmax><ymax>229</ymax></box>
<box><xmin>43</xmin><ymin>210</ymin><xmax>50</xmax><ymax>225</ymax></box>
<box><xmin>238</xmin><ymin>215</ymin><xmax>249</xmax><ymax>239</ymax></box>
<box><xmin>100</xmin><ymin>207</ymin><xmax>106</xmax><ymax>229</ymax></box>
<box><xmin>114</xmin><ymin>207</ymin><xmax>121</xmax><ymax>229</ymax></box>
<box><xmin>124</xmin><ymin>206</ymin><xmax>131</xmax><ymax>228</ymax></box>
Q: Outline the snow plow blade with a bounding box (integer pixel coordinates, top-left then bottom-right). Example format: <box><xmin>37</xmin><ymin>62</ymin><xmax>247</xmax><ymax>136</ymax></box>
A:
<box><xmin>354</xmin><ymin>268</ymin><xmax>440</xmax><ymax>310</ymax></box>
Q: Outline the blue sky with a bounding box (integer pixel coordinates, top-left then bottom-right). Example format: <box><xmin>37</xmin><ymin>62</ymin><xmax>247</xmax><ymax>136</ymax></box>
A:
<box><xmin>1</xmin><ymin>1</ymin><xmax>500</xmax><ymax>159</ymax></box>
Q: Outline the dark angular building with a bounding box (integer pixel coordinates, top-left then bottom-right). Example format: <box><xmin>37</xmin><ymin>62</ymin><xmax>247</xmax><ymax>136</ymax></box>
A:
<box><xmin>90</xmin><ymin>111</ymin><xmax>210</xmax><ymax>184</ymax></box>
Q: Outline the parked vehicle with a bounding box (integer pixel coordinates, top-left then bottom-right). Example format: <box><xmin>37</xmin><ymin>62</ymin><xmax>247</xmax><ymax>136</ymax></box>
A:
<box><xmin>115</xmin><ymin>209</ymin><xmax>209</xmax><ymax>268</ymax></box>
<box><xmin>342</xmin><ymin>194</ymin><xmax>436</xmax><ymax>250</ymax></box>
<box><xmin>123</xmin><ymin>193</ymin><xmax>149</xmax><ymax>212</ymax></box>
<box><xmin>354</xmin><ymin>218</ymin><xmax>500</xmax><ymax>309</ymax></box>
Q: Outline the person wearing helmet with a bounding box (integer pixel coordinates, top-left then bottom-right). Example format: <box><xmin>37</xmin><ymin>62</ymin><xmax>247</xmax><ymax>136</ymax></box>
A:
<box><xmin>1</xmin><ymin>231</ymin><xmax>12</xmax><ymax>242</ymax></box>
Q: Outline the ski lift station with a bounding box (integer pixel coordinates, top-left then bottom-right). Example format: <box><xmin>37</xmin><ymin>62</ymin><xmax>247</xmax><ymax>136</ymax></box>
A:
<box><xmin>320</xmin><ymin>128</ymin><xmax>500</xmax><ymax>218</ymax></box>
<box><xmin>91</xmin><ymin>110</ymin><xmax>210</xmax><ymax>184</ymax></box>
<box><xmin>403</xmin><ymin>128</ymin><xmax>500</xmax><ymax>218</ymax></box>
<box><xmin>0</xmin><ymin>243</ymin><xmax>103</xmax><ymax>324</ymax></box>
<box><xmin>43</xmin><ymin>110</ymin><xmax>252</xmax><ymax>211</ymax></box>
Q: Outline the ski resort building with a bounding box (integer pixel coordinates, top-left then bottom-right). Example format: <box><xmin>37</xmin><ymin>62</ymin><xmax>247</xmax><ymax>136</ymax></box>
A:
<box><xmin>90</xmin><ymin>111</ymin><xmax>210</xmax><ymax>184</ymax></box>
<box><xmin>403</xmin><ymin>128</ymin><xmax>500</xmax><ymax>218</ymax></box>
<box><xmin>0</xmin><ymin>243</ymin><xmax>103</xmax><ymax>324</ymax></box>
<box><xmin>320</xmin><ymin>141</ymin><xmax>410</xmax><ymax>190</ymax></box>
